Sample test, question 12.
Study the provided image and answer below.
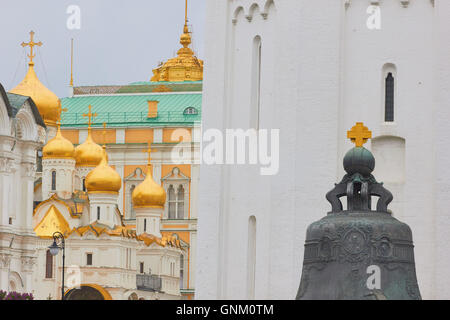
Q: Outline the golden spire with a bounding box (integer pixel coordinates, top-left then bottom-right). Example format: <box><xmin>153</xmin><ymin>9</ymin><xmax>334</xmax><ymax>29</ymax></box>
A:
<box><xmin>347</xmin><ymin>122</ymin><xmax>372</xmax><ymax>147</ymax></box>
<box><xmin>70</xmin><ymin>38</ymin><xmax>74</xmax><ymax>86</ymax></box>
<box><xmin>132</xmin><ymin>142</ymin><xmax>166</xmax><ymax>208</ymax></box>
<box><xmin>21</xmin><ymin>31</ymin><xmax>42</xmax><ymax>66</ymax></box>
<box><xmin>185</xmin><ymin>0</ymin><xmax>188</xmax><ymax>26</ymax></box>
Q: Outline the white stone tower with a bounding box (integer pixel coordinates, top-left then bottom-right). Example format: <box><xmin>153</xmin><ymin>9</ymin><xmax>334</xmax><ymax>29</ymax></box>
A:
<box><xmin>85</xmin><ymin>146</ymin><xmax>122</xmax><ymax>228</ymax></box>
<box><xmin>42</xmin><ymin>124</ymin><xmax>75</xmax><ymax>200</ymax></box>
<box><xmin>197</xmin><ymin>0</ymin><xmax>450</xmax><ymax>300</ymax></box>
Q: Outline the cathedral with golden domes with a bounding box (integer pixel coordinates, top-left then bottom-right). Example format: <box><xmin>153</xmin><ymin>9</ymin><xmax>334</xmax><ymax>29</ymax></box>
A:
<box><xmin>1</xmin><ymin>1</ymin><xmax>201</xmax><ymax>300</ymax></box>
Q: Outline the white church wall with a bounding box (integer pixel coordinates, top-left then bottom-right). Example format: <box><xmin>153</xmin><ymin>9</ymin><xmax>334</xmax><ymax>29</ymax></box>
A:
<box><xmin>197</xmin><ymin>0</ymin><xmax>445</xmax><ymax>300</ymax></box>
<box><xmin>432</xmin><ymin>0</ymin><xmax>450</xmax><ymax>300</ymax></box>
<box><xmin>342</xmin><ymin>0</ymin><xmax>435</xmax><ymax>298</ymax></box>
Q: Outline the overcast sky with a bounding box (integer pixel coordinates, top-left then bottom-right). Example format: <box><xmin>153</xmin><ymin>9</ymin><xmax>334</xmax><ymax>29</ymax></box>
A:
<box><xmin>0</xmin><ymin>0</ymin><xmax>206</xmax><ymax>97</ymax></box>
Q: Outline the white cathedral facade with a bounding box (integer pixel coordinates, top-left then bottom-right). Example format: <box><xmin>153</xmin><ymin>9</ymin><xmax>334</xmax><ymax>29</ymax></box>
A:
<box><xmin>196</xmin><ymin>0</ymin><xmax>450</xmax><ymax>300</ymax></box>
<box><xmin>0</xmin><ymin>60</ymin><xmax>183</xmax><ymax>299</ymax></box>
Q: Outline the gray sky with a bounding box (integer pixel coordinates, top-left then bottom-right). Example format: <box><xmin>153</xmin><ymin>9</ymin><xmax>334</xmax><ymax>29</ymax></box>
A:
<box><xmin>0</xmin><ymin>0</ymin><xmax>205</xmax><ymax>98</ymax></box>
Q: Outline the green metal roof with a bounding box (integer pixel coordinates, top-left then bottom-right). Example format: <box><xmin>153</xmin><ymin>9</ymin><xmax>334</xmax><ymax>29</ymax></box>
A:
<box><xmin>61</xmin><ymin>93</ymin><xmax>202</xmax><ymax>128</ymax></box>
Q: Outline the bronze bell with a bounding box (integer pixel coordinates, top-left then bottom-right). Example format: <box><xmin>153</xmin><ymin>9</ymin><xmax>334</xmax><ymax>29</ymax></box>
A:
<box><xmin>296</xmin><ymin>123</ymin><xmax>421</xmax><ymax>300</ymax></box>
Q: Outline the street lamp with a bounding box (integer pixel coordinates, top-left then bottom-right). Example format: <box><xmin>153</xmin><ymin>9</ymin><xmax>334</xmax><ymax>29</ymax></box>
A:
<box><xmin>48</xmin><ymin>231</ymin><xmax>65</xmax><ymax>300</ymax></box>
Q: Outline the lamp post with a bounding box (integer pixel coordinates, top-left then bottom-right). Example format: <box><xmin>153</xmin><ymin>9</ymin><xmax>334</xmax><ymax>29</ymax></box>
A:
<box><xmin>48</xmin><ymin>231</ymin><xmax>65</xmax><ymax>300</ymax></box>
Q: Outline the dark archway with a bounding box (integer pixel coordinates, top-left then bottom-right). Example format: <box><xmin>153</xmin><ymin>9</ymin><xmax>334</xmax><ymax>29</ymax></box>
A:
<box><xmin>65</xmin><ymin>285</ymin><xmax>110</xmax><ymax>300</ymax></box>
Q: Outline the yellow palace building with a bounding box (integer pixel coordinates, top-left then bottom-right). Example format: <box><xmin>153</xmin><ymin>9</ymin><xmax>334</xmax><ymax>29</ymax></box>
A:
<box><xmin>1</xmin><ymin>3</ymin><xmax>201</xmax><ymax>300</ymax></box>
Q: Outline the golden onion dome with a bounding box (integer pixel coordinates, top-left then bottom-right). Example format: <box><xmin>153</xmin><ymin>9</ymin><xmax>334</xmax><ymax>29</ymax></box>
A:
<box><xmin>132</xmin><ymin>165</ymin><xmax>166</xmax><ymax>208</ymax></box>
<box><xmin>9</xmin><ymin>62</ymin><xmax>61</xmax><ymax>127</ymax></box>
<box><xmin>85</xmin><ymin>147</ymin><xmax>121</xmax><ymax>194</ymax></box>
<box><xmin>74</xmin><ymin>129</ymin><xmax>103</xmax><ymax>167</ymax></box>
<box><xmin>42</xmin><ymin>126</ymin><xmax>75</xmax><ymax>159</ymax></box>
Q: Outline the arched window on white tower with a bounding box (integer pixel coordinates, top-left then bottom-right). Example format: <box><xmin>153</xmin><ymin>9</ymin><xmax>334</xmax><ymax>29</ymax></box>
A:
<box><xmin>51</xmin><ymin>171</ymin><xmax>56</xmax><ymax>191</ymax></box>
<box><xmin>247</xmin><ymin>215</ymin><xmax>257</xmax><ymax>299</ymax></box>
<box><xmin>382</xmin><ymin>63</ymin><xmax>396</xmax><ymax>123</ymax></box>
<box><xmin>385</xmin><ymin>73</ymin><xmax>394</xmax><ymax>122</ymax></box>
<box><xmin>45</xmin><ymin>249</ymin><xmax>53</xmax><ymax>279</ymax></box>
<box><xmin>250</xmin><ymin>36</ymin><xmax>262</xmax><ymax>130</ymax></box>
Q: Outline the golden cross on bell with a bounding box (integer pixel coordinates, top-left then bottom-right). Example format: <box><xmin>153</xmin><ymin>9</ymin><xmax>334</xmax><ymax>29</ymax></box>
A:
<box><xmin>21</xmin><ymin>31</ymin><xmax>43</xmax><ymax>65</ymax></box>
<box><xmin>347</xmin><ymin>122</ymin><xmax>372</xmax><ymax>147</ymax></box>
<box><xmin>142</xmin><ymin>142</ymin><xmax>157</xmax><ymax>165</ymax></box>
<box><xmin>82</xmin><ymin>105</ymin><xmax>98</xmax><ymax>128</ymax></box>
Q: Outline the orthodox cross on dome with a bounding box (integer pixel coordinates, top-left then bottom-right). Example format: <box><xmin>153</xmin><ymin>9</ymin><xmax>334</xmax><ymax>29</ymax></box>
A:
<box><xmin>142</xmin><ymin>142</ymin><xmax>157</xmax><ymax>166</ymax></box>
<box><xmin>55</xmin><ymin>105</ymin><xmax>68</xmax><ymax>127</ymax></box>
<box><xmin>102</xmin><ymin>122</ymin><xmax>107</xmax><ymax>145</ymax></box>
<box><xmin>347</xmin><ymin>122</ymin><xmax>372</xmax><ymax>147</ymax></box>
<box><xmin>21</xmin><ymin>31</ymin><xmax>43</xmax><ymax>65</ymax></box>
<box><xmin>82</xmin><ymin>105</ymin><xmax>98</xmax><ymax>129</ymax></box>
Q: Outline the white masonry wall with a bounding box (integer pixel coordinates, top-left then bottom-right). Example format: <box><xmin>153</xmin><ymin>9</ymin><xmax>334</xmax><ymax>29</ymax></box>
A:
<box><xmin>197</xmin><ymin>0</ymin><xmax>450</xmax><ymax>300</ymax></box>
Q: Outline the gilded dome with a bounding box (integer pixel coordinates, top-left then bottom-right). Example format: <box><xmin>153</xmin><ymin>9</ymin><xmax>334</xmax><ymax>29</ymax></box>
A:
<box><xmin>150</xmin><ymin>24</ymin><xmax>203</xmax><ymax>82</ymax></box>
<box><xmin>85</xmin><ymin>147</ymin><xmax>121</xmax><ymax>194</ymax></box>
<box><xmin>10</xmin><ymin>62</ymin><xmax>61</xmax><ymax>127</ymax></box>
<box><xmin>132</xmin><ymin>165</ymin><xmax>166</xmax><ymax>208</ymax></box>
<box><xmin>42</xmin><ymin>126</ymin><xmax>75</xmax><ymax>159</ymax></box>
<box><xmin>74</xmin><ymin>129</ymin><xmax>103</xmax><ymax>167</ymax></box>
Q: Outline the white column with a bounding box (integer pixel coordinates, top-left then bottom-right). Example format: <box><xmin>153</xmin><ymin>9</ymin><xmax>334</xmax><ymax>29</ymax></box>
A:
<box><xmin>190</xmin><ymin>165</ymin><xmax>199</xmax><ymax>219</ymax></box>
<box><xmin>154</xmin><ymin>129</ymin><xmax>163</xmax><ymax>143</ymax></box>
<box><xmin>0</xmin><ymin>158</ymin><xmax>14</xmax><ymax>226</ymax></box>
<box><xmin>116</xmin><ymin>129</ymin><xmax>125</xmax><ymax>144</ymax></box>
<box><xmin>116</xmin><ymin>165</ymin><xmax>124</xmax><ymax>213</ymax></box>
<box><xmin>0</xmin><ymin>254</ymin><xmax>11</xmax><ymax>291</ymax></box>
<box><xmin>79</xmin><ymin>129</ymin><xmax>88</xmax><ymax>143</ymax></box>
<box><xmin>153</xmin><ymin>164</ymin><xmax>162</xmax><ymax>185</ymax></box>
<box><xmin>20</xmin><ymin>163</ymin><xmax>36</xmax><ymax>231</ymax></box>
<box><xmin>21</xmin><ymin>256</ymin><xmax>36</xmax><ymax>293</ymax></box>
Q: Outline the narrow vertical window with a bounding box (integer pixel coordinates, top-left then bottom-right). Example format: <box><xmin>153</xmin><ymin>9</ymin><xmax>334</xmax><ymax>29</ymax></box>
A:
<box><xmin>45</xmin><ymin>250</ymin><xmax>53</xmax><ymax>278</ymax></box>
<box><xmin>130</xmin><ymin>185</ymin><xmax>136</xmax><ymax>219</ymax></box>
<box><xmin>97</xmin><ymin>207</ymin><xmax>100</xmax><ymax>220</ymax></box>
<box><xmin>168</xmin><ymin>185</ymin><xmax>176</xmax><ymax>219</ymax></box>
<box><xmin>177</xmin><ymin>185</ymin><xmax>185</xmax><ymax>219</ymax></box>
<box><xmin>51</xmin><ymin>171</ymin><xmax>56</xmax><ymax>191</ymax></box>
<box><xmin>247</xmin><ymin>216</ymin><xmax>257</xmax><ymax>299</ymax></box>
<box><xmin>385</xmin><ymin>72</ymin><xmax>394</xmax><ymax>122</ymax></box>
<box><xmin>82</xmin><ymin>179</ymin><xmax>86</xmax><ymax>192</ymax></box>
<box><xmin>144</xmin><ymin>219</ymin><xmax>147</xmax><ymax>232</ymax></box>
<box><xmin>86</xmin><ymin>253</ymin><xmax>93</xmax><ymax>266</ymax></box>
<box><xmin>250</xmin><ymin>36</ymin><xmax>262</xmax><ymax>129</ymax></box>
<box><xmin>140</xmin><ymin>262</ymin><xmax>144</xmax><ymax>274</ymax></box>
<box><xmin>180</xmin><ymin>255</ymin><xmax>184</xmax><ymax>288</ymax></box>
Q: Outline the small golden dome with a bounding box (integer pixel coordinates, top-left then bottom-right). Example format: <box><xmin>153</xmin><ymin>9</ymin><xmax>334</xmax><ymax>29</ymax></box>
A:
<box><xmin>10</xmin><ymin>63</ymin><xmax>61</xmax><ymax>127</ymax></box>
<box><xmin>85</xmin><ymin>147</ymin><xmax>121</xmax><ymax>194</ymax></box>
<box><xmin>74</xmin><ymin>129</ymin><xmax>103</xmax><ymax>167</ymax></box>
<box><xmin>132</xmin><ymin>165</ymin><xmax>166</xmax><ymax>208</ymax></box>
<box><xmin>42</xmin><ymin>126</ymin><xmax>75</xmax><ymax>159</ymax></box>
